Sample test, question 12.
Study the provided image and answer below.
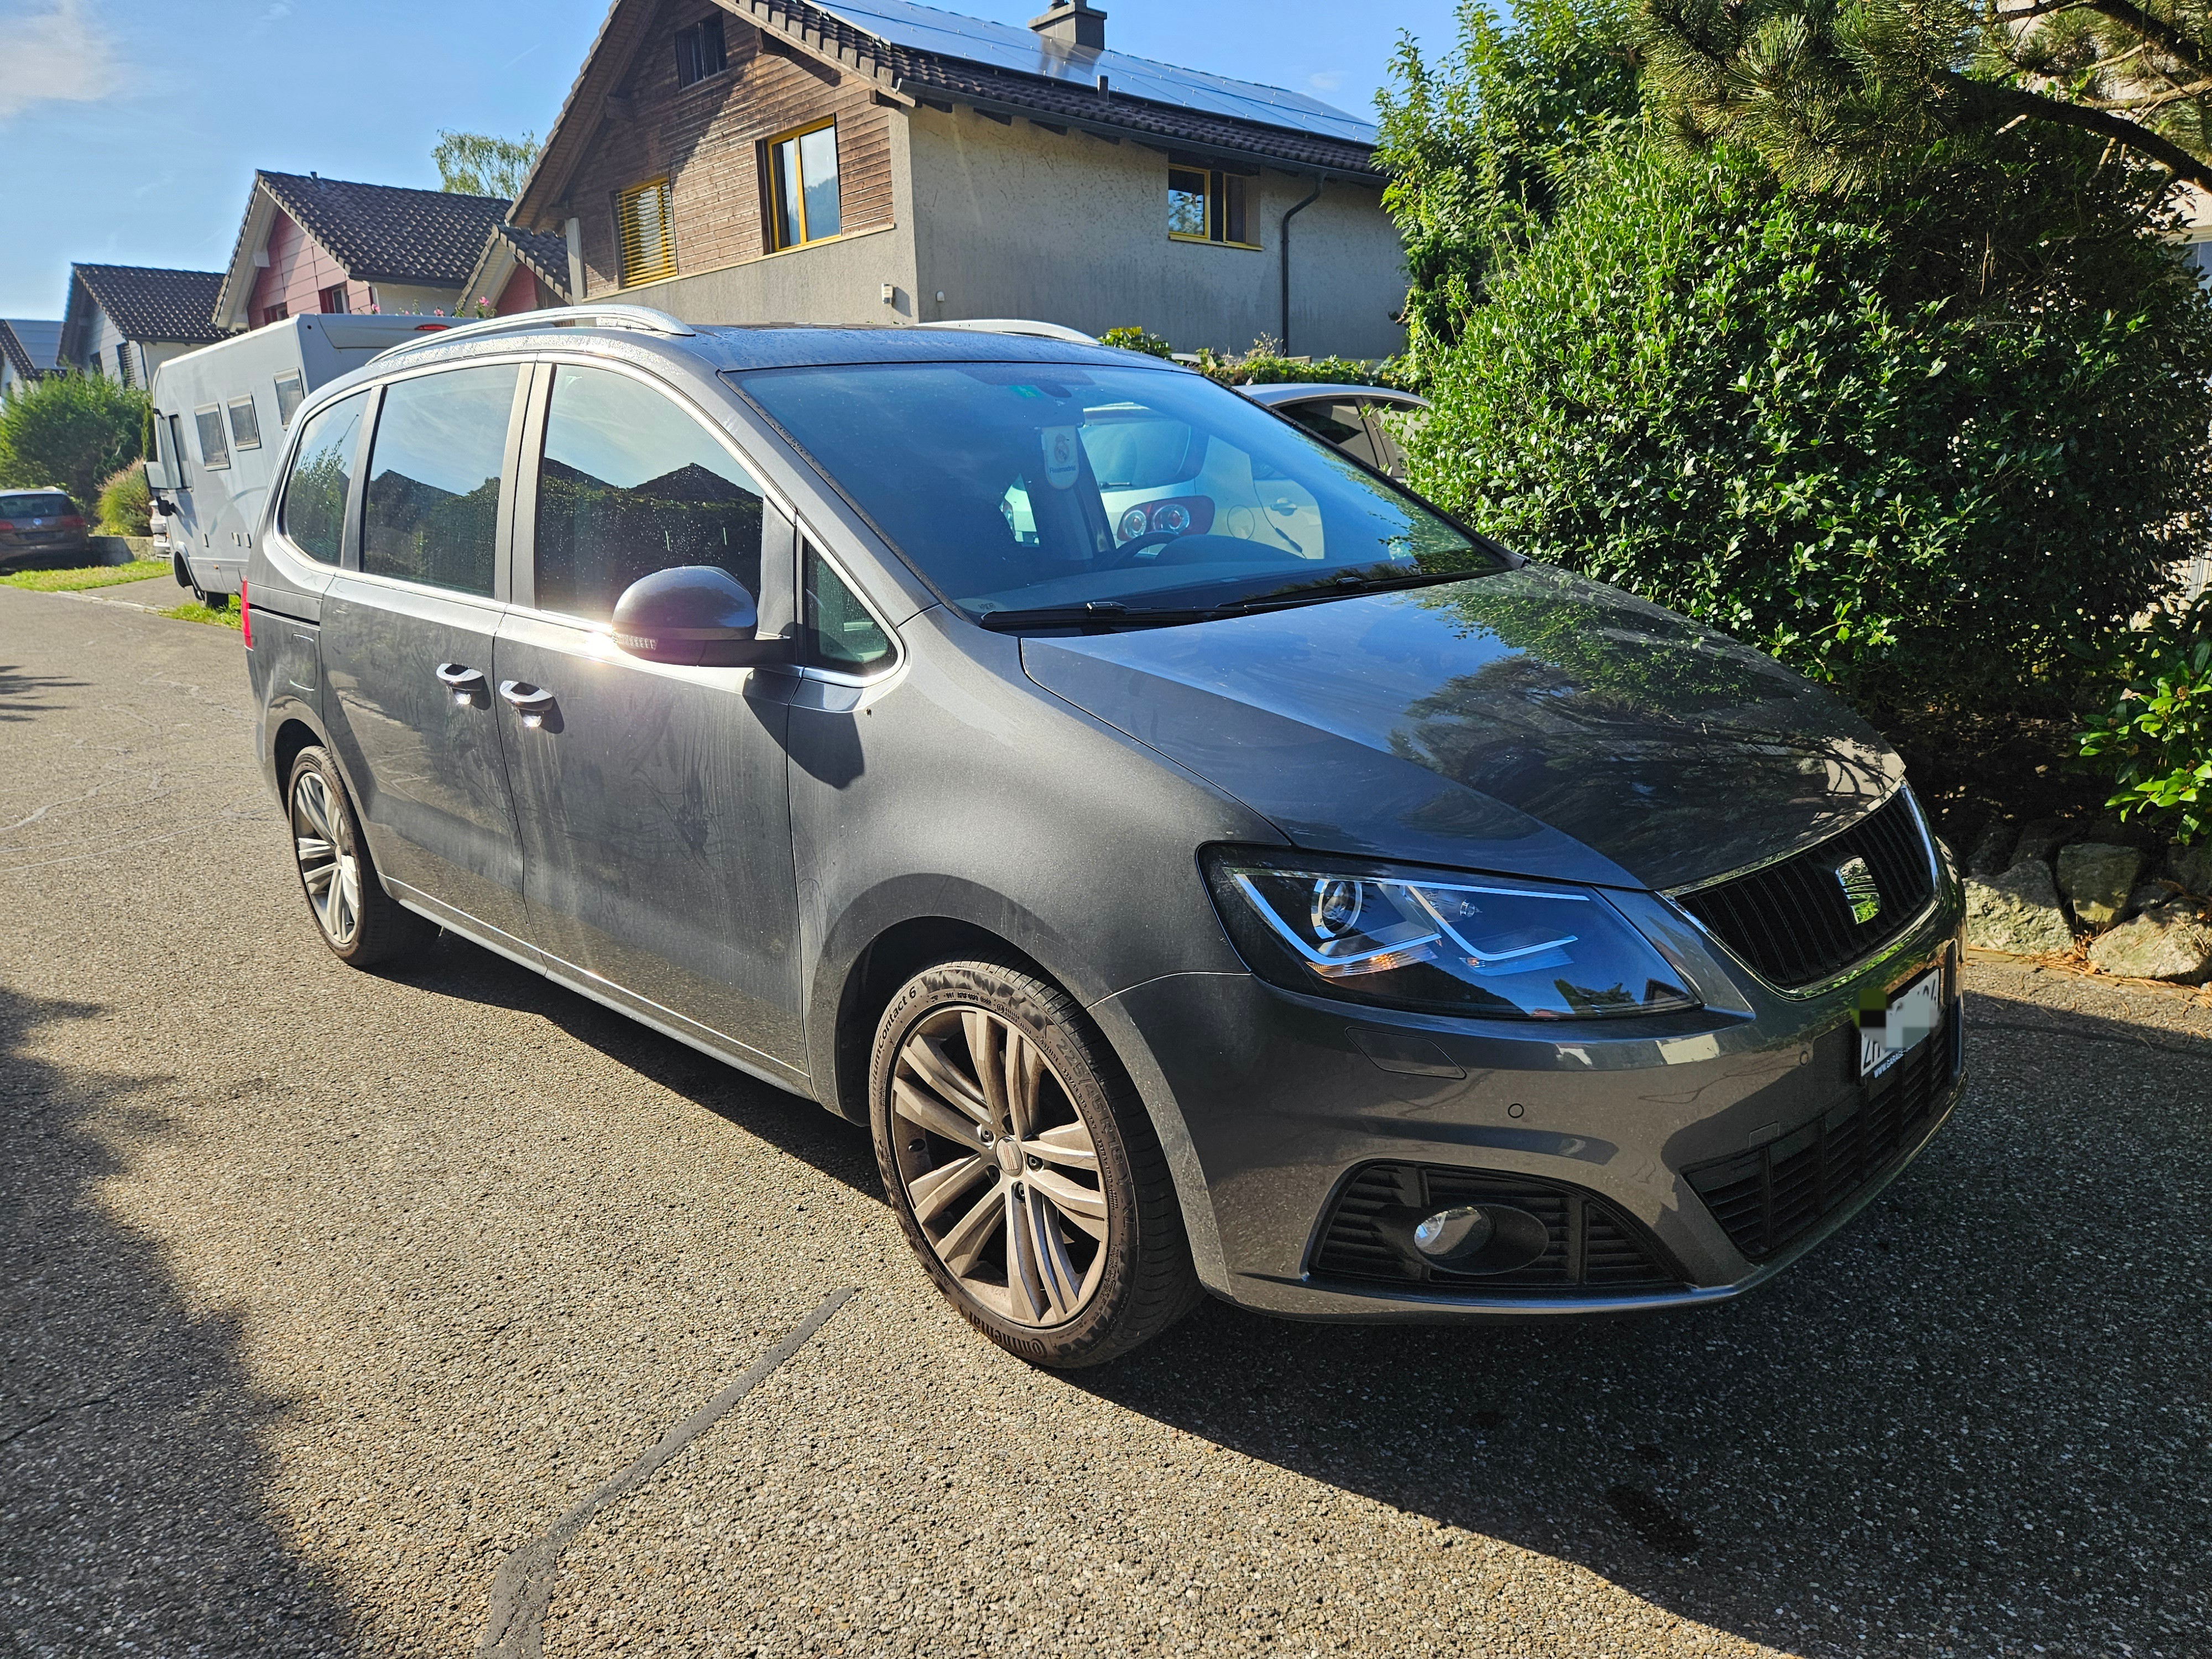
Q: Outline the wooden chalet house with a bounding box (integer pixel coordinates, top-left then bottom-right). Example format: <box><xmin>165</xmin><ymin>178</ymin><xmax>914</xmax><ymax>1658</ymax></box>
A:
<box><xmin>58</xmin><ymin>265</ymin><xmax>228</xmax><ymax>386</ymax></box>
<box><xmin>505</xmin><ymin>0</ymin><xmax>1405</xmax><ymax>358</ymax></box>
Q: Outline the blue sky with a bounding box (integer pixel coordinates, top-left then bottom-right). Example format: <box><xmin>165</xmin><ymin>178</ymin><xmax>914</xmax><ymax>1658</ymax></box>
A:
<box><xmin>0</xmin><ymin>0</ymin><xmax>1462</xmax><ymax>319</ymax></box>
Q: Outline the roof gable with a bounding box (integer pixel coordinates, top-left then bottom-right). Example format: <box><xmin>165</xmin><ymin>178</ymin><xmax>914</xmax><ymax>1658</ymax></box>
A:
<box><xmin>67</xmin><ymin>265</ymin><xmax>228</xmax><ymax>350</ymax></box>
<box><xmin>1</xmin><ymin>318</ymin><xmax>61</xmax><ymax>380</ymax></box>
<box><xmin>458</xmin><ymin>222</ymin><xmax>576</xmax><ymax>313</ymax></box>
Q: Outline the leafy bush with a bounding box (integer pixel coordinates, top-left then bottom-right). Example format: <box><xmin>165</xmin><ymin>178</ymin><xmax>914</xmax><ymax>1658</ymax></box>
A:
<box><xmin>1191</xmin><ymin>347</ymin><xmax>1411</xmax><ymax>389</ymax></box>
<box><xmin>0</xmin><ymin>373</ymin><xmax>149</xmax><ymax>510</ymax></box>
<box><xmin>96</xmin><ymin>460</ymin><xmax>150</xmax><ymax>537</ymax></box>
<box><xmin>2076</xmin><ymin>593</ymin><xmax>2212</xmax><ymax>846</ymax></box>
<box><xmin>1402</xmin><ymin>140</ymin><xmax>2212</xmax><ymax>710</ymax></box>
<box><xmin>1099</xmin><ymin>326</ymin><xmax>1175</xmax><ymax>358</ymax></box>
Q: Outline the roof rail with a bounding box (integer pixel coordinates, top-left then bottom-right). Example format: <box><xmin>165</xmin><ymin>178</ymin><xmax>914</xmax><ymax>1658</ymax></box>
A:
<box><xmin>915</xmin><ymin>317</ymin><xmax>1100</xmax><ymax>346</ymax></box>
<box><xmin>368</xmin><ymin>304</ymin><xmax>696</xmax><ymax>363</ymax></box>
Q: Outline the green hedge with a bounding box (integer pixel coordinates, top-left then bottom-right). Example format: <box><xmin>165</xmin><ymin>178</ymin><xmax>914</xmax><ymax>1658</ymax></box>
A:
<box><xmin>0</xmin><ymin>373</ymin><xmax>149</xmax><ymax>511</ymax></box>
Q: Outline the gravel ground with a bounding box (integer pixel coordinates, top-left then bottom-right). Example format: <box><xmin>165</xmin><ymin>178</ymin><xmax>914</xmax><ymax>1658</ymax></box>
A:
<box><xmin>3</xmin><ymin>587</ymin><xmax>2208</xmax><ymax>1658</ymax></box>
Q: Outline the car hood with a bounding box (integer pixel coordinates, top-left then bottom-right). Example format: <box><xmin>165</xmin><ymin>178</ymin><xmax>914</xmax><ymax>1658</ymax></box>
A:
<box><xmin>1019</xmin><ymin>565</ymin><xmax>1901</xmax><ymax>891</ymax></box>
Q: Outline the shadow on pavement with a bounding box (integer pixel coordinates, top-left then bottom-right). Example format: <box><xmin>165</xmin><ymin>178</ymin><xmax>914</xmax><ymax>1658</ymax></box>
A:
<box><xmin>1077</xmin><ymin>988</ymin><xmax>2212</xmax><ymax>1657</ymax></box>
<box><xmin>0</xmin><ymin>987</ymin><xmax>354</xmax><ymax>1656</ymax></box>
<box><xmin>0</xmin><ymin>662</ymin><xmax>86</xmax><ymax>723</ymax></box>
<box><xmin>383</xmin><ymin>929</ymin><xmax>879</xmax><ymax>1201</ymax></box>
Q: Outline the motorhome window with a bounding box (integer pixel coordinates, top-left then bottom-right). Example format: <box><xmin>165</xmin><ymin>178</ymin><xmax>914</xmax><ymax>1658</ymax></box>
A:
<box><xmin>194</xmin><ymin>405</ymin><xmax>229</xmax><ymax>470</ymax></box>
<box><xmin>227</xmin><ymin>396</ymin><xmax>262</xmax><ymax>451</ymax></box>
<box><xmin>279</xmin><ymin>392</ymin><xmax>367</xmax><ymax>564</ymax></box>
<box><xmin>534</xmin><ymin>363</ymin><xmax>764</xmax><ymax>622</ymax></box>
<box><xmin>167</xmin><ymin>415</ymin><xmax>190</xmax><ymax>487</ymax></box>
<box><xmin>273</xmin><ymin>372</ymin><xmax>306</xmax><ymax>427</ymax></box>
<box><xmin>362</xmin><ymin>365</ymin><xmax>518</xmax><ymax>595</ymax></box>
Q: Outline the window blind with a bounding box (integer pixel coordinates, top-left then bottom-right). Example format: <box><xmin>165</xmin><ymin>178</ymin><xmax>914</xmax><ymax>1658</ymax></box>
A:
<box><xmin>618</xmin><ymin>178</ymin><xmax>677</xmax><ymax>286</ymax></box>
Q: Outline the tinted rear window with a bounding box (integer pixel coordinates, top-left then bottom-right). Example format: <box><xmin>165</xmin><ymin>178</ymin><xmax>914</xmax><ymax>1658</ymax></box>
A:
<box><xmin>361</xmin><ymin>364</ymin><xmax>518</xmax><ymax>596</ymax></box>
<box><xmin>0</xmin><ymin>493</ymin><xmax>74</xmax><ymax>518</ymax></box>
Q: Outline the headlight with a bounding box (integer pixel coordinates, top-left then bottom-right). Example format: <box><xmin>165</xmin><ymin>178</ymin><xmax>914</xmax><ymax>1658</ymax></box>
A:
<box><xmin>1204</xmin><ymin>849</ymin><xmax>1699</xmax><ymax>1020</ymax></box>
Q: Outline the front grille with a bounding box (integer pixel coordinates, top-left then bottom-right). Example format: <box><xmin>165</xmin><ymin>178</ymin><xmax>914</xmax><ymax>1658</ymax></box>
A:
<box><xmin>1310</xmin><ymin>1164</ymin><xmax>1681</xmax><ymax>1291</ymax></box>
<box><xmin>1674</xmin><ymin>792</ymin><xmax>1936</xmax><ymax>989</ymax></box>
<box><xmin>1685</xmin><ymin>1015</ymin><xmax>1958</xmax><ymax>1260</ymax></box>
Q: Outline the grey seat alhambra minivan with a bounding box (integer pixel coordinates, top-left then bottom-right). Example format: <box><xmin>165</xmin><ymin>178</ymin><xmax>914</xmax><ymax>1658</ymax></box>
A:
<box><xmin>244</xmin><ymin>307</ymin><xmax>1966</xmax><ymax>1368</ymax></box>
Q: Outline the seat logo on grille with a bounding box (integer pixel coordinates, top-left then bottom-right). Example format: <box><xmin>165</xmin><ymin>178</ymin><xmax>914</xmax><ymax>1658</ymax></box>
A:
<box><xmin>1833</xmin><ymin>855</ymin><xmax>1882</xmax><ymax>925</ymax></box>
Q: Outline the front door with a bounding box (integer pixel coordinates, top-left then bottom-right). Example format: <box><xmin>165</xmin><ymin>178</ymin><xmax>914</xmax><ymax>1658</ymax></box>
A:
<box><xmin>493</xmin><ymin>361</ymin><xmax>805</xmax><ymax>1079</ymax></box>
<box><xmin>320</xmin><ymin>362</ymin><xmax>533</xmax><ymax>947</ymax></box>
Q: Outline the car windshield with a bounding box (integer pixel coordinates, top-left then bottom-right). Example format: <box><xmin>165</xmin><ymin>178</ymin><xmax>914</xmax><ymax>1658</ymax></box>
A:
<box><xmin>733</xmin><ymin>362</ymin><xmax>1499</xmax><ymax>619</ymax></box>
<box><xmin>1</xmin><ymin>493</ymin><xmax>74</xmax><ymax>518</ymax></box>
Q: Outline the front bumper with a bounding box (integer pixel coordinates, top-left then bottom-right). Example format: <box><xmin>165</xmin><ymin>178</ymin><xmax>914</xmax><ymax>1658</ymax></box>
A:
<box><xmin>1098</xmin><ymin>874</ymin><xmax>1967</xmax><ymax>1322</ymax></box>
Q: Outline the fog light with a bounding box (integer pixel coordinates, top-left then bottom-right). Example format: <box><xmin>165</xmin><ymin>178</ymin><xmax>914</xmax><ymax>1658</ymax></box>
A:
<box><xmin>1412</xmin><ymin>1205</ymin><xmax>1494</xmax><ymax>1264</ymax></box>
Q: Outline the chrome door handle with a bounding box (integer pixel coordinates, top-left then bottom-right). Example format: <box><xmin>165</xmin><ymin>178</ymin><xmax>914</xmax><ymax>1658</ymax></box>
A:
<box><xmin>435</xmin><ymin>662</ymin><xmax>486</xmax><ymax>705</ymax></box>
<box><xmin>499</xmin><ymin>680</ymin><xmax>556</xmax><ymax>728</ymax></box>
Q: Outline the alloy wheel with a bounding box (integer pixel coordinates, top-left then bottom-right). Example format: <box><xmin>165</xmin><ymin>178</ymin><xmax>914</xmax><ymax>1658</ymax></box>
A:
<box><xmin>291</xmin><ymin>769</ymin><xmax>362</xmax><ymax>947</ymax></box>
<box><xmin>889</xmin><ymin>1005</ymin><xmax>1109</xmax><ymax>1326</ymax></box>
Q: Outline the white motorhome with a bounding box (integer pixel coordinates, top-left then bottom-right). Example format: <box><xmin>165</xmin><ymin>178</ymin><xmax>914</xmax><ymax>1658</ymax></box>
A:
<box><xmin>146</xmin><ymin>313</ymin><xmax>469</xmax><ymax>601</ymax></box>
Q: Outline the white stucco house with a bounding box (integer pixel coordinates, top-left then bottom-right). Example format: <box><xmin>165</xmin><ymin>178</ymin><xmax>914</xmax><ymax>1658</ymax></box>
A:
<box><xmin>57</xmin><ymin>264</ymin><xmax>229</xmax><ymax>388</ymax></box>
<box><xmin>505</xmin><ymin>0</ymin><xmax>1406</xmax><ymax>358</ymax></box>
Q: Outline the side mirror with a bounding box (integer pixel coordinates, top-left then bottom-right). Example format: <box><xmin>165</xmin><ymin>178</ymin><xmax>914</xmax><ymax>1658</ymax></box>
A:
<box><xmin>609</xmin><ymin>565</ymin><xmax>787</xmax><ymax>667</ymax></box>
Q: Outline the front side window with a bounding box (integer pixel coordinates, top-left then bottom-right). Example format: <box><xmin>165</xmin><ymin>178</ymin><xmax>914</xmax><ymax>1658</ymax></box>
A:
<box><xmin>618</xmin><ymin>177</ymin><xmax>677</xmax><ymax>285</ymax></box>
<box><xmin>279</xmin><ymin>391</ymin><xmax>368</xmax><ymax>564</ymax></box>
<box><xmin>768</xmin><ymin>121</ymin><xmax>841</xmax><ymax>249</ymax></box>
<box><xmin>166</xmin><ymin>414</ymin><xmax>190</xmax><ymax>488</ymax></box>
<box><xmin>735</xmin><ymin>362</ymin><xmax>1494</xmax><ymax>620</ymax></box>
<box><xmin>802</xmin><ymin>546</ymin><xmax>890</xmax><ymax>673</ymax></box>
<box><xmin>674</xmin><ymin>13</ymin><xmax>726</xmax><ymax>85</ymax></box>
<box><xmin>361</xmin><ymin>364</ymin><xmax>518</xmax><ymax>595</ymax></box>
<box><xmin>227</xmin><ymin>395</ymin><xmax>262</xmax><ymax>452</ymax></box>
<box><xmin>194</xmin><ymin>405</ymin><xmax>229</xmax><ymax>470</ymax></box>
<box><xmin>1167</xmin><ymin>166</ymin><xmax>1252</xmax><ymax>247</ymax></box>
<box><xmin>535</xmin><ymin>364</ymin><xmax>765</xmax><ymax>623</ymax></box>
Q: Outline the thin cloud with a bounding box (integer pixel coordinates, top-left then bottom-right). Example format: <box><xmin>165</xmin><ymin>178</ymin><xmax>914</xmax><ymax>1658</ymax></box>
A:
<box><xmin>1306</xmin><ymin>69</ymin><xmax>1345</xmax><ymax>93</ymax></box>
<box><xmin>0</xmin><ymin>0</ymin><xmax>118</xmax><ymax>122</ymax></box>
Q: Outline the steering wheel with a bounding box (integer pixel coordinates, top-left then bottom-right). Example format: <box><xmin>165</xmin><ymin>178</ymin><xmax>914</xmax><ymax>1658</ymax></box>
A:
<box><xmin>1103</xmin><ymin>529</ymin><xmax>1182</xmax><ymax>568</ymax></box>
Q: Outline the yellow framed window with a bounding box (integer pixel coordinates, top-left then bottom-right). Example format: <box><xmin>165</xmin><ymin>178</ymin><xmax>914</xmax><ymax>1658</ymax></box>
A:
<box><xmin>1167</xmin><ymin>166</ymin><xmax>1255</xmax><ymax>248</ymax></box>
<box><xmin>768</xmin><ymin>119</ymin><xmax>842</xmax><ymax>249</ymax></box>
<box><xmin>617</xmin><ymin>176</ymin><xmax>677</xmax><ymax>286</ymax></box>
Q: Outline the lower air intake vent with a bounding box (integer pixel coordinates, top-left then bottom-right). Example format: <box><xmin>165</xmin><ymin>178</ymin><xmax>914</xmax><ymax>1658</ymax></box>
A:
<box><xmin>1673</xmin><ymin>791</ymin><xmax>1937</xmax><ymax>989</ymax></box>
<box><xmin>1310</xmin><ymin>1165</ymin><xmax>1681</xmax><ymax>1292</ymax></box>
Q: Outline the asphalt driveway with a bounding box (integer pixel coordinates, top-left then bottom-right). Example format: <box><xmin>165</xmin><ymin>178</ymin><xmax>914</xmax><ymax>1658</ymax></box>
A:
<box><xmin>3</xmin><ymin>586</ymin><xmax>2207</xmax><ymax>1658</ymax></box>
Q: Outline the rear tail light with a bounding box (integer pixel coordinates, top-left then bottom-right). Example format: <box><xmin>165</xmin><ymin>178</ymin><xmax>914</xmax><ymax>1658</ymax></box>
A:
<box><xmin>0</xmin><ymin>521</ymin><xmax>14</xmax><ymax>534</ymax></box>
<box><xmin>240</xmin><ymin>578</ymin><xmax>253</xmax><ymax>646</ymax></box>
<box><xmin>59</xmin><ymin>515</ymin><xmax>85</xmax><ymax>529</ymax></box>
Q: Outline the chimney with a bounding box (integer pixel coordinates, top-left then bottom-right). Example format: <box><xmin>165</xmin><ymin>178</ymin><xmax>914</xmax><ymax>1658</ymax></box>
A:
<box><xmin>1027</xmin><ymin>0</ymin><xmax>1105</xmax><ymax>50</ymax></box>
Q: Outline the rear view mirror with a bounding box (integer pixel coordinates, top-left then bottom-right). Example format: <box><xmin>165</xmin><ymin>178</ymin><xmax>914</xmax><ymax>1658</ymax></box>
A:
<box><xmin>610</xmin><ymin>566</ymin><xmax>786</xmax><ymax>667</ymax></box>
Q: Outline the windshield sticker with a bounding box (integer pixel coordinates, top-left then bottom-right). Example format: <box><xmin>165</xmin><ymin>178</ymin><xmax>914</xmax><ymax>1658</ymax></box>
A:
<box><xmin>1041</xmin><ymin>426</ymin><xmax>1081</xmax><ymax>490</ymax></box>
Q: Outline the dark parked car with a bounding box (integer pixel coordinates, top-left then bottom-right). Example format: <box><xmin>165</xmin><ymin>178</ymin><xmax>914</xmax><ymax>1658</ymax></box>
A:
<box><xmin>1241</xmin><ymin>382</ymin><xmax>1428</xmax><ymax>480</ymax></box>
<box><xmin>244</xmin><ymin>310</ymin><xmax>1965</xmax><ymax>1368</ymax></box>
<box><xmin>0</xmin><ymin>489</ymin><xmax>90</xmax><ymax>568</ymax></box>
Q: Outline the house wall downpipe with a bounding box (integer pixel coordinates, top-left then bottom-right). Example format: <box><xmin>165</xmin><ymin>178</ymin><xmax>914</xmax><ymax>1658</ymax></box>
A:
<box><xmin>1280</xmin><ymin>176</ymin><xmax>1323</xmax><ymax>354</ymax></box>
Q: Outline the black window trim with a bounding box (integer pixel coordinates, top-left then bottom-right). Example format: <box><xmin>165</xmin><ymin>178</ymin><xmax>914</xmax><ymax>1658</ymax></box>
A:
<box><xmin>507</xmin><ymin>353</ymin><xmax>808</xmax><ymax>659</ymax></box>
<box><xmin>342</xmin><ymin>357</ymin><xmax>532</xmax><ymax>602</ymax></box>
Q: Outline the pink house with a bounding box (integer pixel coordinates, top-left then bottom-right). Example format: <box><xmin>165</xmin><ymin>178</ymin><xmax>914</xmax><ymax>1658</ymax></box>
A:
<box><xmin>211</xmin><ymin>171</ymin><xmax>515</xmax><ymax>333</ymax></box>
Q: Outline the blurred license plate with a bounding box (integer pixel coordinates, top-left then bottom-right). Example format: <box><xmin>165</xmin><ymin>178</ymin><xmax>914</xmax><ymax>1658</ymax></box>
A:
<box><xmin>1859</xmin><ymin>968</ymin><xmax>1943</xmax><ymax>1079</ymax></box>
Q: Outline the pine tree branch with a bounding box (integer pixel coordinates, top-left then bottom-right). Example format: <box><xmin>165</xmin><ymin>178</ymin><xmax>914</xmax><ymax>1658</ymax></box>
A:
<box><xmin>1950</xmin><ymin>68</ymin><xmax>2212</xmax><ymax>187</ymax></box>
<box><xmin>2062</xmin><ymin>0</ymin><xmax>2212</xmax><ymax>87</ymax></box>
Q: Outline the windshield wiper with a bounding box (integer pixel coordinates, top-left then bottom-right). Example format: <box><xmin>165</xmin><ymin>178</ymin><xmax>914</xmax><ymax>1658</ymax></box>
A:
<box><xmin>977</xmin><ymin>601</ymin><xmax>1217</xmax><ymax>632</ymax></box>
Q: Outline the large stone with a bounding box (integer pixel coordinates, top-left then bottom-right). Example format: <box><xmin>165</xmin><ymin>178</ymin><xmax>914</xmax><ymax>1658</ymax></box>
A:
<box><xmin>1964</xmin><ymin>860</ymin><xmax>2078</xmax><ymax>956</ymax></box>
<box><xmin>1965</xmin><ymin>820</ymin><xmax>2017</xmax><ymax>879</ymax></box>
<box><xmin>2128</xmin><ymin>878</ymin><xmax>2183</xmax><ymax>920</ymax></box>
<box><xmin>2166</xmin><ymin>842</ymin><xmax>2212</xmax><ymax>897</ymax></box>
<box><xmin>2088</xmin><ymin>899</ymin><xmax>2212</xmax><ymax>982</ymax></box>
<box><xmin>2009</xmin><ymin>817</ymin><xmax>2080</xmax><ymax>868</ymax></box>
<box><xmin>2054</xmin><ymin>841</ymin><xmax>2145</xmax><ymax>931</ymax></box>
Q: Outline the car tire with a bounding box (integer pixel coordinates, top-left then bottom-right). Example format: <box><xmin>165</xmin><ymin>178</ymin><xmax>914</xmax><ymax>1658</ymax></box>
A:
<box><xmin>284</xmin><ymin>746</ymin><xmax>435</xmax><ymax>968</ymax></box>
<box><xmin>870</xmin><ymin>956</ymin><xmax>1203</xmax><ymax>1368</ymax></box>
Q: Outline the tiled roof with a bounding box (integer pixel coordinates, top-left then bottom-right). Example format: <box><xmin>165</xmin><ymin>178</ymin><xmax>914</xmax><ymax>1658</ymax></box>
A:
<box><xmin>493</xmin><ymin>223</ymin><xmax>575</xmax><ymax>298</ymax></box>
<box><xmin>255</xmin><ymin>172</ymin><xmax>514</xmax><ymax>286</ymax></box>
<box><xmin>70</xmin><ymin>265</ymin><xmax>228</xmax><ymax>345</ymax></box>
<box><xmin>1</xmin><ymin>318</ymin><xmax>61</xmax><ymax>379</ymax></box>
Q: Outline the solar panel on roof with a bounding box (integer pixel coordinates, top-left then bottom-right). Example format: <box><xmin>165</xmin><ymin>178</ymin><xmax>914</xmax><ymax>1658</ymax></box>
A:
<box><xmin>815</xmin><ymin>0</ymin><xmax>1378</xmax><ymax>145</ymax></box>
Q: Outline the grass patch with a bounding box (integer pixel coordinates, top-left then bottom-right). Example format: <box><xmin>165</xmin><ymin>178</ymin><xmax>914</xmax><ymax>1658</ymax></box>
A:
<box><xmin>156</xmin><ymin>599</ymin><xmax>242</xmax><ymax>630</ymax></box>
<box><xmin>1</xmin><ymin>558</ymin><xmax>169</xmax><ymax>592</ymax></box>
